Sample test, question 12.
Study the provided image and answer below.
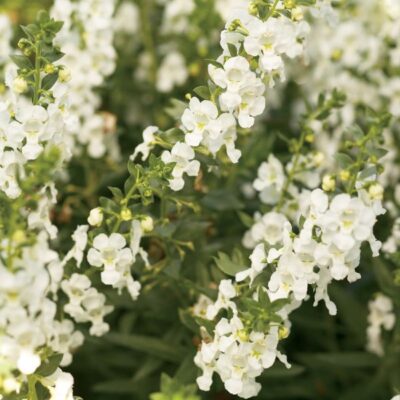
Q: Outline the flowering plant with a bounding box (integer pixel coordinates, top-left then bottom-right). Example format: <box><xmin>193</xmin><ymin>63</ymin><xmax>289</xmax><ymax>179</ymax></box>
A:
<box><xmin>0</xmin><ymin>1</ymin><xmax>399</xmax><ymax>399</ymax></box>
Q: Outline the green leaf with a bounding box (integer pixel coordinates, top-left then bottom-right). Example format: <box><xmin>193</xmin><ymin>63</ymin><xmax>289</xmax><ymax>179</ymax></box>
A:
<box><xmin>10</xmin><ymin>55</ymin><xmax>33</xmax><ymax>69</ymax></box>
<box><xmin>258</xmin><ymin>287</ymin><xmax>271</xmax><ymax>307</ymax></box>
<box><xmin>329</xmin><ymin>284</ymin><xmax>367</xmax><ymax>343</ymax></box>
<box><xmin>227</xmin><ymin>43</ymin><xmax>238</xmax><ymax>57</ymax></box>
<box><xmin>174</xmin><ymin>352</ymin><xmax>198</xmax><ymax>384</ymax></box>
<box><xmin>358</xmin><ymin>166</ymin><xmax>377</xmax><ymax>181</ymax></box>
<box><xmin>108</xmin><ymin>186</ymin><xmax>124</xmax><ymax>201</ymax></box>
<box><xmin>201</xmin><ymin>189</ymin><xmax>244</xmax><ymax>211</ymax></box>
<box><xmin>205</xmin><ymin>59</ymin><xmax>223</xmax><ymax>69</ymax></box>
<box><xmin>165</xmin><ymin>98</ymin><xmax>187</xmax><ymax>119</ymax></box>
<box><xmin>21</xmin><ymin>24</ymin><xmax>40</xmax><ymax>39</ymax></box>
<box><xmin>35</xmin><ymin>353</ymin><xmax>63</xmax><ymax>377</ymax></box>
<box><xmin>372</xmin><ymin>258</ymin><xmax>398</xmax><ymax>297</ymax></box>
<box><xmin>43</xmin><ymin>49</ymin><xmax>65</xmax><ymax>62</ymax></box>
<box><xmin>105</xmin><ymin>333</ymin><xmax>187</xmax><ymax>363</ymax></box>
<box><xmin>193</xmin><ymin>86</ymin><xmax>210</xmax><ymax>100</ymax></box>
<box><xmin>42</xmin><ymin>73</ymin><xmax>58</xmax><ymax>90</ymax></box>
<box><xmin>214</xmin><ymin>251</ymin><xmax>245</xmax><ymax>277</ymax></box>
<box><xmin>37</xmin><ymin>10</ymin><xmax>50</xmax><ymax>23</ymax></box>
<box><xmin>94</xmin><ymin>379</ymin><xmax>137</xmax><ymax>394</ymax></box>
<box><xmin>237</xmin><ymin>211</ymin><xmax>254</xmax><ymax>228</ymax></box>
<box><xmin>335</xmin><ymin>153</ymin><xmax>353</xmax><ymax>169</ymax></box>
<box><xmin>347</xmin><ymin>124</ymin><xmax>364</xmax><ymax>140</ymax></box>
<box><xmin>179</xmin><ymin>309</ymin><xmax>200</xmax><ymax>334</ymax></box>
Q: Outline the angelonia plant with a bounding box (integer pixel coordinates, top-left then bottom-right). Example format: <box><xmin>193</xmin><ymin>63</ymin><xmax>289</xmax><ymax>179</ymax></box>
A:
<box><xmin>0</xmin><ymin>0</ymin><xmax>399</xmax><ymax>400</ymax></box>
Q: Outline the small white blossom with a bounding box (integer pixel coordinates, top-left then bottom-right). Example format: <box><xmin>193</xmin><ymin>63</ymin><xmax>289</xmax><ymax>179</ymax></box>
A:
<box><xmin>161</xmin><ymin>142</ymin><xmax>200</xmax><ymax>191</ymax></box>
<box><xmin>366</xmin><ymin>294</ymin><xmax>395</xmax><ymax>356</ymax></box>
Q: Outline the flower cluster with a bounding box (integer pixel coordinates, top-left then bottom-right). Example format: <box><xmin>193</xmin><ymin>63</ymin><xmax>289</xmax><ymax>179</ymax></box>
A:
<box><xmin>245</xmin><ymin>189</ymin><xmax>383</xmax><ymax>308</ymax></box>
<box><xmin>288</xmin><ymin>0</ymin><xmax>400</xmax><ymax>190</ymax></box>
<box><xmin>51</xmin><ymin>0</ymin><xmax>118</xmax><ymax>159</ymax></box>
<box><xmin>61</xmin><ymin>273</ymin><xmax>113</xmax><ymax>336</ymax></box>
<box><xmin>0</xmin><ymin>233</ymin><xmax>83</xmax><ymax>376</ymax></box>
<box><xmin>87</xmin><ymin>228</ymin><xmax>143</xmax><ymax>300</ymax></box>
<box><xmin>195</xmin><ymin>280</ymin><xmax>290</xmax><ymax>398</ymax></box>
<box><xmin>136</xmin><ymin>0</ymin><xmax>321</xmax><ymax>191</ymax></box>
<box><xmin>0</xmin><ymin>12</ymin><xmax>120</xmax><ymax>398</ymax></box>
<box><xmin>0</xmin><ymin>1</ymin><xmax>398</xmax><ymax>399</ymax></box>
<box><xmin>194</xmin><ymin>84</ymin><xmax>389</xmax><ymax>396</ymax></box>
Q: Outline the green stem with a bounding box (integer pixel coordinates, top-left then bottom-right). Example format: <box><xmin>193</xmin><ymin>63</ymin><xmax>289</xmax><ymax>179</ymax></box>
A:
<box><xmin>33</xmin><ymin>42</ymin><xmax>41</xmax><ymax>105</ymax></box>
<box><xmin>266</xmin><ymin>0</ymin><xmax>280</xmax><ymax>20</ymax></box>
<box><xmin>160</xmin><ymin>196</ymin><xmax>167</xmax><ymax>219</ymax></box>
<box><xmin>347</xmin><ymin>125</ymin><xmax>380</xmax><ymax>195</ymax></box>
<box><xmin>112</xmin><ymin>183</ymin><xmax>139</xmax><ymax>233</ymax></box>
<box><xmin>28</xmin><ymin>375</ymin><xmax>38</xmax><ymax>400</ymax></box>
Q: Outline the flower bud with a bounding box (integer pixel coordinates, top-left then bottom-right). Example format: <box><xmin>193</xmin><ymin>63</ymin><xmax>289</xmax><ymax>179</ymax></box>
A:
<box><xmin>12</xmin><ymin>230</ymin><xmax>26</xmax><ymax>244</ymax></box>
<box><xmin>284</xmin><ymin>0</ymin><xmax>296</xmax><ymax>9</ymax></box>
<box><xmin>368</xmin><ymin>183</ymin><xmax>384</xmax><ymax>201</ymax></box>
<box><xmin>340</xmin><ymin>170</ymin><xmax>350</xmax><ymax>181</ymax></box>
<box><xmin>322</xmin><ymin>175</ymin><xmax>336</xmax><ymax>192</ymax></box>
<box><xmin>141</xmin><ymin>216</ymin><xmax>154</xmax><ymax>233</ymax></box>
<box><xmin>13</xmin><ymin>76</ymin><xmax>28</xmax><ymax>94</ymax></box>
<box><xmin>18</xmin><ymin>38</ymin><xmax>29</xmax><ymax>49</ymax></box>
<box><xmin>44</xmin><ymin>64</ymin><xmax>56</xmax><ymax>74</ymax></box>
<box><xmin>88</xmin><ymin>207</ymin><xmax>103</xmax><ymax>226</ymax></box>
<box><xmin>120</xmin><ymin>208</ymin><xmax>133</xmax><ymax>221</ymax></box>
<box><xmin>248</xmin><ymin>2</ymin><xmax>258</xmax><ymax>16</ymax></box>
<box><xmin>305</xmin><ymin>133</ymin><xmax>315</xmax><ymax>143</ymax></box>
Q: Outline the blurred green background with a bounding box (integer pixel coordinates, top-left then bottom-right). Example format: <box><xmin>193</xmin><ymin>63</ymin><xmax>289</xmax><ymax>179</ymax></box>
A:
<box><xmin>0</xmin><ymin>0</ymin><xmax>52</xmax><ymax>21</ymax></box>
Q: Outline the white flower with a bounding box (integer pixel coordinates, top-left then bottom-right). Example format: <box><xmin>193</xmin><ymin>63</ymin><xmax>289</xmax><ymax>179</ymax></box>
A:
<box><xmin>157</xmin><ymin>52</ymin><xmax>188</xmax><ymax>93</ymax></box>
<box><xmin>162</xmin><ymin>0</ymin><xmax>195</xmax><ymax>34</ymax></box>
<box><xmin>244</xmin><ymin>16</ymin><xmax>307</xmax><ymax>76</ymax></box>
<box><xmin>206</xmin><ymin>280</ymin><xmax>237</xmax><ymax>320</ymax></box>
<box><xmin>62</xmin><ymin>274</ymin><xmax>113</xmax><ymax>337</ymax></box>
<box><xmin>63</xmin><ymin>225</ymin><xmax>89</xmax><ymax>267</ymax></box>
<box><xmin>87</xmin><ymin>233</ymin><xmax>133</xmax><ymax>286</ymax></box>
<box><xmin>141</xmin><ymin>216</ymin><xmax>154</xmax><ymax>233</ymax></box>
<box><xmin>12</xmin><ymin>77</ymin><xmax>28</xmax><ymax>94</ymax></box>
<box><xmin>236</xmin><ymin>243</ymin><xmax>268</xmax><ymax>283</ymax></box>
<box><xmin>210</xmin><ymin>57</ymin><xmax>266</xmax><ymax>128</ymax></box>
<box><xmin>131</xmin><ymin>126</ymin><xmax>158</xmax><ymax>161</ymax></box>
<box><xmin>16</xmin><ymin>104</ymin><xmax>49</xmax><ymax>160</ymax></box>
<box><xmin>192</xmin><ymin>295</ymin><xmax>213</xmax><ymax>318</ymax></box>
<box><xmin>182</xmin><ymin>97</ymin><xmax>219</xmax><ymax>147</ymax></box>
<box><xmin>48</xmin><ymin>320</ymin><xmax>84</xmax><ymax>367</ymax></box>
<box><xmin>366</xmin><ymin>293</ymin><xmax>395</xmax><ymax>356</ymax></box>
<box><xmin>253</xmin><ymin>154</ymin><xmax>285</xmax><ymax>205</ymax></box>
<box><xmin>87</xmin><ymin>207</ymin><xmax>103</xmax><ymax>226</ymax></box>
<box><xmin>114</xmin><ymin>1</ymin><xmax>139</xmax><ymax>34</ymax></box>
<box><xmin>195</xmin><ymin>314</ymin><xmax>286</xmax><ymax>398</ymax></box>
<box><xmin>47</xmin><ymin>370</ymin><xmax>74</xmax><ymax>400</ymax></box>
<box><xmin>161</xmin><ymin>142</ymin><xmax>200</xmax><ymax>191</ymax></box>
<box><xmin>243</xmin><ymin>212</ymin><xmax>289</xmax><ymax>249</ymax></box>
<box><xmin>61</xmin><ymin>273</ymin><xmax>92</xmax><ymax>306</ymax></box>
